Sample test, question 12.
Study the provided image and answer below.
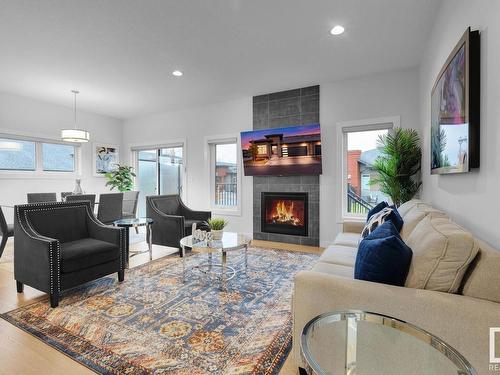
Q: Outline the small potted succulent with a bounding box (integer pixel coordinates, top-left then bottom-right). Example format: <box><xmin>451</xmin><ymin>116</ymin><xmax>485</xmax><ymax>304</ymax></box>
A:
<box><xmin>207</xmin><ymin>218</ymin><xmax>228</xmax><ymax>240</ymax></box>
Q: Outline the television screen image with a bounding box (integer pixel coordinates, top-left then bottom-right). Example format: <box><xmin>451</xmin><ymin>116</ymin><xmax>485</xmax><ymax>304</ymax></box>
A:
<box><xmin>241</xmin><ymin>123</ymin><xmax>322</xmax><ymax>176</ymax></box>
<box><xmin>431</xmin><ymin>27</ymin><xmax>480</xmax><ymax>175</ymax></box>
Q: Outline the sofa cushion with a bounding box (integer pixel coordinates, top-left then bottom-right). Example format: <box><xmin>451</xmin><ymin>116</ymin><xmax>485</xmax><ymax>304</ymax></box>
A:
<box><xmin>61</xmin><ymin>238</ymin><xmax>119</xmax><ymax>273</ymax></box>
<box><xmin>400</xmin><ymin>203</ymin><xmax>446</xmax><ymax>241</ymax></box>
<box><xmin>405</xmin><ymin>215</ymin><xmax>478</xmax><ymax>293</ymax></box>
<box><xmin>355</xmin><ymin>221</ymin><xmax>413</xmax><ymax>286</ymax></box>
<box><xmin>397</xmin><ymin>199</ymin><xmax>422</xmax><ymax>218</ymax></box>
<box><xmin>361</xmin><ymin>206</ymin><xmax>403</xmax><ymax>238</ymax></box>
<box><xmin>311</xmin><ymin>262</ymin><xmax>354</xmax><ymax>278</ymax></box>
<box><xmin>366</xmin><ymin>201</ymin><xmax>388</xmax><ymax>221</ymax></box>
<box><xmin>333</xmin><ymin>232</ymin><xmax>361</xmax><ymax>248</ymax></box>
<box><xmin>319</xmin><ymin>245</ymin><xmax>357</xmax><ymax>267</ymax></box>
<box><xmin>460</xmin><ymin>241</ymin><xmax>500</xmax><ymax>303</ymax></box>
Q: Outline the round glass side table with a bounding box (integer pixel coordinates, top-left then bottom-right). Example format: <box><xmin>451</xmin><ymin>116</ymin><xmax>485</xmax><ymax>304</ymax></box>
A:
<box><xmin>114</xmin><ymin>217</ymin><xmax>153</xmax><ymax>267</ymax></box>
<box><xmin>300</xmin><ymin>310</ymin><xmax>476</xmax><ymax>375</ymax></box>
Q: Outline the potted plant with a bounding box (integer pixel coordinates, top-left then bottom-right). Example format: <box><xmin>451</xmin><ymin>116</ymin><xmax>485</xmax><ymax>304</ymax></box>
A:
<box><xmin>104</xmin><ymin>164</ymin><xmax>136</xmax><ymax>192</ymax></box>
<box><xmin>370</xmin><ymin>127</ymin><xmax>422</xmax><ymax>207</ymax></box>
<box><xmin>207</xmin><ymin>218</ymin><xmax>228</xmax><ymax>240</ymax></box>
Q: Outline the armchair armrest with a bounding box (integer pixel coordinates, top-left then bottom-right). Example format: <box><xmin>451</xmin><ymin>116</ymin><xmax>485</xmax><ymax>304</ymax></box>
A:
<box><xmin>179</xmin><ymin>200</ymin><xmax>211</xmax><ymax>222</ymax></box>
<box><xmin>85</xmin><ymin>206</ymin><xmax>127</xmax><ymax>270</ymax></box>
<box><xmin>342</xmin><ymin>220</ymin><xmax>365</xmax><ymax>234</ymax></box>
<box><xmin>14</xmin><ymin>206</ymin><xmax>60</xmax><ymax>294</ymax></box>
<box><xmin>146</xmin><ymin>201</ymin><xmax>185</xmax><ymax>248</ymax></box>
<box><xmin>292</xmin><ymin>271</ymin><xmax>500</xmax><ymax>374</ymax></box>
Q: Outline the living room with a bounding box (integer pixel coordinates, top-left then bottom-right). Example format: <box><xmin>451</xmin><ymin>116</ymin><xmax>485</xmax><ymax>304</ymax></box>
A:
<box><xmin>0</xmin><ymin>0</ymin><xmax>499</xmax><ymax>374</ymax></box>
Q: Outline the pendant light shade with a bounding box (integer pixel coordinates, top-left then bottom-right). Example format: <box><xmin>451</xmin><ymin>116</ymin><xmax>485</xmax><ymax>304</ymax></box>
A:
<box><xmin>60</xmin><ymin>129</ymin><xmax>90</xmax><ymax>142</ymax></box>
<box><xmin>61</xmin><ymin>90</ymin><xmax>90</xmax><ymax>143</ymax></box>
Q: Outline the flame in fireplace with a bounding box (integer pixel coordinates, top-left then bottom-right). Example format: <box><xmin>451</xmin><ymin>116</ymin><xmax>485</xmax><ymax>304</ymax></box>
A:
<box><xmin>268</xmin><ymin>200</ymin><xmax>304</xmax><ymax>226</ymax></box>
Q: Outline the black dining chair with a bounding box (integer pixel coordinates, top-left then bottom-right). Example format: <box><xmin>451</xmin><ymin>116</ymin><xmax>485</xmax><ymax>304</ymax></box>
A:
<box><xmin>66</xmin><ymin>194</ymin><xmax>97</xmax><ymax>208</ymax></box>
<box><xmin>122</xmin><ymin>191</ymin><xmax>139</xmax><ymax>233</ymax></box>
<box><xmin>61</xmin><ymin>192</ymin><xmax>73</xmax><ymax>201</ymax></box>
<box><xmin>27</xmin><ymin>192</ymin><xmax>57</xmax><ymax>203</ymax></box>
<box><xmin>97</xmin><ymin>193</ymin><xmax>123</xmax><ymax>225</ymax></box>
<box><xmin>0</xmin><ymin>207</ymin><xmax>14</xmax><ymax>259</ymax></box>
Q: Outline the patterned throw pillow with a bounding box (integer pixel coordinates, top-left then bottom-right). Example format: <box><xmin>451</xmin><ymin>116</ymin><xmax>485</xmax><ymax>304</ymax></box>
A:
<box><xmin>361</xmin><ymin>206</ymin><xmax>403</xmax><ymax>238</ymax></box>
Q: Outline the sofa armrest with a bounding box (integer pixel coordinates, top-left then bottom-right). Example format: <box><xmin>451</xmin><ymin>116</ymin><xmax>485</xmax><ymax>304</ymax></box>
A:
<box><xmin>293</xmin><ymin>271</ymin><xmax>500</xmax><ymax>374</ymax></box>
<box><xmin>342</xmin><ymin>220</ymin><xmax>365</xmax><ymax>234</ymax></box>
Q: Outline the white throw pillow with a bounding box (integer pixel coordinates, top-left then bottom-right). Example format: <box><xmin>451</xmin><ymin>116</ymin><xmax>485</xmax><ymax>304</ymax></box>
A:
<box><xmin>405</xmin><ymin>214</ymin><xmax>478</xmax><ymax>293</ymax></box>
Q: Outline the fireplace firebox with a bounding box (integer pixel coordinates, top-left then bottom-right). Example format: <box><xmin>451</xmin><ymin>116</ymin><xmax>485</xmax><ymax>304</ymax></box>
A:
<box><xmin>261</xmin><ymin>192</ymin><xmax>308</xmax><ymax>237</ymax></box>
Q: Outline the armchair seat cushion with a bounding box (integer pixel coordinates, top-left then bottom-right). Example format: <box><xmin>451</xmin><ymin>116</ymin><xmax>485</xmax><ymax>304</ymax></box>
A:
<box><xmin>61</xmin><ymin>238</ymin><xmax>119</xmax><ymax>273</ymax></box>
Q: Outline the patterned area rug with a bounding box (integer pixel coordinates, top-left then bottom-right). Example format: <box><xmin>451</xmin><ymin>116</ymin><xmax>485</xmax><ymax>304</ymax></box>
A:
<box><xmin>2</xmin><ymin>246</ymin><xmax>317</xmax><ymax>374</ymax></box>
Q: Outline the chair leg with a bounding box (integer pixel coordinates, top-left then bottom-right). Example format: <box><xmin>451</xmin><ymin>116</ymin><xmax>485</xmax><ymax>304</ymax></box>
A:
<box><xmin>299</xmin><ymin>368</ymin><xmax>308</xmax><ymax>375</ymax></box>
<box><xmin>16</xmin><ymin>281</ymin><xmax>24</xmax><ymax>293</ymax></box>
<box><xmin>0</xmin><ymin>235</ymin><xmax>8</xmax><ymax>259</ymax></box>
<box><xmin>118</xmin><ymin>270</ymin><xmax>124</xmax><ymax>282</ymax></box>
<box><xmin>50</xmin><ymin>293</ymin><xmax>59</xmax><ymax>308</ymax></box>
<box><xmin>135</xmin><ymin>227</ymin><xmax>139</xmax><ymax>234</ymax></box>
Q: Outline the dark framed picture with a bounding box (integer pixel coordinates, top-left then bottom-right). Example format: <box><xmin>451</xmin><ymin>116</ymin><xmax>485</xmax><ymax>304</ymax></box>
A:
<box><xmin>431</xmin><ymin>27</ymin><xmax>480</xmax><ymax>175</ymax></box>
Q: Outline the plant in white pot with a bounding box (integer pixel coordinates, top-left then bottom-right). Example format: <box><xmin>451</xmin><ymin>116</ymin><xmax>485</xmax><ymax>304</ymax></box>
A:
<box><xmin>208</xmin><ymin>218</ymin><xmax>228</xmax><ymax>240</ymax></box>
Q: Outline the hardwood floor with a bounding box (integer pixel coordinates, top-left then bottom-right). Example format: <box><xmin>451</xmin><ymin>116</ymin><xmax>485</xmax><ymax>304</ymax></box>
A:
<box><xmin>0</xmin><ymin>237</ymin><xmax>322</xmax><ymax>375</ymax></box>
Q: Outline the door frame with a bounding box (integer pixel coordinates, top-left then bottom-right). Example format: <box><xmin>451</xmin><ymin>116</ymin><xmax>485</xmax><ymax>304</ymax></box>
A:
<box><xmin>129</xmin><ymin>138</ymin><xmax>187</xmax><ymax>203</ymax></box>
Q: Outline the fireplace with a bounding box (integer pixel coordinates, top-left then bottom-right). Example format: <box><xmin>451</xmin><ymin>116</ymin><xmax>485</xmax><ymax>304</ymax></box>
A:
<box><xmin>261</xmin><ymin>192</ymin><xmax>308</xmax><ymax>237</ymax></box>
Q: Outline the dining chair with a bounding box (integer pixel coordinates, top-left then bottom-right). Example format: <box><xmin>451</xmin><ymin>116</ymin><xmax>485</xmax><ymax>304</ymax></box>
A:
<box><xmin>61</xmin><ymin>192</ymin><xmax>73</xmax><ymax>201</ymax></box>
<box><xmin>27</xmin><ymin>192</ymin><xmax>57</xmax><ymax>203</ymax></box>
<box><xmin>66</xmin><ymin>194</ymin><xmax>97</xmax><ymax>208</ymax></box>
<box><xmin>122</xmin><ymin>191</ymin><xmax>140</xmax><ymax>233</ymax></box>
<box><xmin>0</xmin><ymin>207</ymin><xmax>14</xmax><ymax>259</ymax></box>
<box><xmin>97</xmin><ymin>193</ymin><xmax>123</xmax><ymax>225</ymax></box>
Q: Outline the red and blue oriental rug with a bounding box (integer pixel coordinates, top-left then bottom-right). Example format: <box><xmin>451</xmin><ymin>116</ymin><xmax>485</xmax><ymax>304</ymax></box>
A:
<box><xmin>2</xmin><ymin>247</ymin><xmax>317</xmax><ymax>374</ymax></box>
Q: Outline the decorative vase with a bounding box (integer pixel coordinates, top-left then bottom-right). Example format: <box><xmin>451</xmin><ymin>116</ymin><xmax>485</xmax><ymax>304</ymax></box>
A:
<box><xmin>211</xmin><ymin>229</ymin><xmax>223</xmax><ymax>240</ymax></box>
<box><xmin>73</xmin><ymin>179</ymin><xmax>83</xmax><ymax>195</ymax></box>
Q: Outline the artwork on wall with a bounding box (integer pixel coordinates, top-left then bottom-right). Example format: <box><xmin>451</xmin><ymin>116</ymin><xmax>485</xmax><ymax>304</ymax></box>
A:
<box><xmin>431</xmin><ymin>27</ymin><xmax>480</xmax><ymax>175</ymax></box>
<box><xmin>240</xmin><ymin>123</ymin><xmax>322</xmax><ymax>176</ymax></box>
<box><xmin>93</xmin><ymin>143</ymin><xmax>119</xmax><ymax>176</ymax></box>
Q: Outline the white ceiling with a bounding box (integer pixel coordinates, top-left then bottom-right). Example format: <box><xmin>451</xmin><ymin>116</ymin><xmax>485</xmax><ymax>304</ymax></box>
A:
<box><xmin>0</xmin><ymin>0</ymin><xmax>441</xmax><ymax>119</ymax></box>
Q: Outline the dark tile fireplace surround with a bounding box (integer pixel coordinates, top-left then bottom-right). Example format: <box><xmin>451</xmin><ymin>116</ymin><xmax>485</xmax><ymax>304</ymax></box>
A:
<box><xmin>252</xmin><ymin>86</ymin><xmax>320</xmax><ymax>246</ymax></box>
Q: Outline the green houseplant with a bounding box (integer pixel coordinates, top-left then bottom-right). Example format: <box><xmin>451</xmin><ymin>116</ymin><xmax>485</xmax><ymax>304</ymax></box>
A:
<box><xmin>104</xmin><ymin>164</ymin><xmax>136</xmax><ymax>192</ymax></box>
<box><xmin>370</xmin><ymin>127</ymin><xmax>422</xmax><ymax>207</ymax></box>
<box><xmin>208</xmin><ymin>217</ymin><xmax>228</xmax><ymax>240</ymax></box>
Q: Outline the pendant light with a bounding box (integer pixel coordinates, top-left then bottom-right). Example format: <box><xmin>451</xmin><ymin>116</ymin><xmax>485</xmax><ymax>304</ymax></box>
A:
<box><xmin>61</xmin><ymin>90</ymin><xmax>90</xmax><ymax>142</ymax></box>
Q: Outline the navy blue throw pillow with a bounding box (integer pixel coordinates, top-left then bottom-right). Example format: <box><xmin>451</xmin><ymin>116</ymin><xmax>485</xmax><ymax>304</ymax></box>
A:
<box><xmin>355</xmin><ymin>221</ymin><xmax>412</xmax><ymax>287</ymax></box>
<box><xmin>366</xmin><ymin>201</ymin><xmax>389</xmax><ymax>221</ymax></box>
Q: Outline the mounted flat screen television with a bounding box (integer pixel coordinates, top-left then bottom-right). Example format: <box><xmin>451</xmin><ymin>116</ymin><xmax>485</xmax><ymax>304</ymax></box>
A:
<box><xmin>431</xmin><ymin>27</ymin><xmax>480</xmax><ymax>175</ymax></box>
<box><xmin>241</xmin><ymin>123</ymin><xmax>322</xmax><ymax>176</ymax></box>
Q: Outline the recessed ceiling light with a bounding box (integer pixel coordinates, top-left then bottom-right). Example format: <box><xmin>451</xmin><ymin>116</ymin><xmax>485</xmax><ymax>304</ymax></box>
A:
<box><xmin>330</xmin><ymin>25</ymin><xmax>345</xmax><ymax>36</ymax></box>
<box><xmin>172</xmin><ymin>70</ymin><xmax>183</xmax><ymax>77</ymax></box>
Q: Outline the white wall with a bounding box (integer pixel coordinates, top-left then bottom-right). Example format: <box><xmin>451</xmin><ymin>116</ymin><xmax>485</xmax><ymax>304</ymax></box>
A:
<box><xmin>419</xmin><ymin>0</ymin><xmax>500</xmax><ymax>247</ymax></box>
<box><xmin>320</xmin><ymin>68</ymin><xmax>420</xmax><ymax>245</ymax></box>
<box><xmin>123</xmin><ymin>68</ymin><xmax>420</xmax><ymax>244</ymax></box>
<box><xmin>0</xmin><ymin>92</ymin><xmax>123</xmax><ymax>222</ymax></box>
<box><xmin>123</xmin><ymin>98</ymin><xmax>253</xmax><ymax>235</ymax></box>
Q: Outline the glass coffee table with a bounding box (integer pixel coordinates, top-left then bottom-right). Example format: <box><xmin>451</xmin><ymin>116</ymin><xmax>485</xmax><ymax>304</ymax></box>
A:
<box><xmin>301</xmin><ymin>310</ymin><xmax>476</xmax><ymax>375</ymax></box>
<box><xmin>180</xmin><ymin>232</ymin><xmax>250</xmax><ymax>287</ymax></box>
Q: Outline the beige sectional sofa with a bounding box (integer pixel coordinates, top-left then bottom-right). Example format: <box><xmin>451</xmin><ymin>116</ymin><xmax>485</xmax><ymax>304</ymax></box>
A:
<box><xmin>293</xmin><ymin>200</ymin><xmax>500</xmax><ymax>375</ymax></box>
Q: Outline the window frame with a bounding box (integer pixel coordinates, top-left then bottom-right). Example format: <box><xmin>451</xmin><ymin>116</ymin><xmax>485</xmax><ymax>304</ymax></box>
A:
<box><xmin>0</xmin><ymin>132</ymin><xmax>81</xmax><ymax>178</ymax></box>
<box><xmin>337</xmin><ymin>116</ymin><xmax>399</xmax><ymax>222</ymax></box>
<box><xmin>130</xmin><ymin>139</ymin><xmax>187</xmax><ymax>203</ymax></box>
<box><xmin>206</xmin><ymin>135</ymin><xmax>241</xmax><ymax>216</ymax></box>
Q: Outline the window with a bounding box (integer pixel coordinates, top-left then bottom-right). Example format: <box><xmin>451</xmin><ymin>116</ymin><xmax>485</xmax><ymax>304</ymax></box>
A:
<box><xmin>0</xmin><ymin>138</ymin><xmax>36</xmax><ymax>170</ymax></box>
<box><xmin>342</xmin><ymin>123</ymin><xmax>394</xmax><ymax>216</ymax></box>
<box><xmin>42</xmin><ymin>143</ymin><xmax>75</xmax><ymax>172</ymax></box>
<box><xmin>135</xmin><ymin>145</ymin><xmax>184</xmax><ymax>216</ymax></box>
<box><xmin>0</xmin><ymin>135</ymin><xmax>79</xmax><ymax>174</ymax></box>
<box><xmin>208</xmin><ymin>138</ymin><xmax>240</xmax><ymax>212</ymax></box>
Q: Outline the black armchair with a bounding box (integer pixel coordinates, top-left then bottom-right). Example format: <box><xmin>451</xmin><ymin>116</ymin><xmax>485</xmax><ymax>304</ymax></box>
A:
<box><xmin>146</xmin><ymin>195</ymin><xmax>211</xmax><ymax>255</ymax></box>
<box><xmin>14</xmin><ymin>201</ymin><xmax>127</xmax><ymax>307</ymax></box>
